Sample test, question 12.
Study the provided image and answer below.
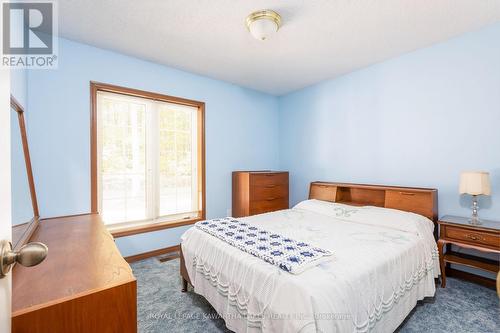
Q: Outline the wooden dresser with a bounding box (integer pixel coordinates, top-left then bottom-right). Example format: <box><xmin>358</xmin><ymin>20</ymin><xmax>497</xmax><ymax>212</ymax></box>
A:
<box><xmin>232</xmin><ymin>171</ymin><xmax>289</xmax><ymax>217</ymax></box>
<box><xmin>12</xmin><ymin>214</ymin><xmax>137</xmax><ymax>333</ymax></box>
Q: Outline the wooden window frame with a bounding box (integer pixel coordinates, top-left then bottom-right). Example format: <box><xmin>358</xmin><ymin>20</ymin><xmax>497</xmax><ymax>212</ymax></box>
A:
<box><xmin>90</xmin><ymin>82</ymin><xmax>205</xmax><ymax>238</ymax></box>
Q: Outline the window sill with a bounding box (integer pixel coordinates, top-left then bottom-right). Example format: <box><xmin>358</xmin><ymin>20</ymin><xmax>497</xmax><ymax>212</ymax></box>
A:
<box><xmin>109</xmin><ymin>217</ymin><xmax>203</xmax><ymax>238</ymax></box>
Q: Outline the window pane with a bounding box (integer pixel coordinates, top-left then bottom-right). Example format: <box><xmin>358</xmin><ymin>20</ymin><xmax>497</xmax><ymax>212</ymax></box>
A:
<box><xmin>99</xmin><ymin>93</ymin><xmax>147</xmax><ymax>224</ymax></box>
<box><xmin>97</xmin><ymin>90</ymin><xmax>201</xmax><ymax>227</ymax></box>
<box><xmin>158</xmin><ymin>104</ymin><xmax>196</xmax><ymax>216</ymax></box>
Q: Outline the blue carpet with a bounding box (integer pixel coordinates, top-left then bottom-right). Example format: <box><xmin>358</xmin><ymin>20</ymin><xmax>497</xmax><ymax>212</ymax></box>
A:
<box><xmin>131</xmin><ymin>257</ymin><xmax>499</xmax><ymax>333</ymax></box>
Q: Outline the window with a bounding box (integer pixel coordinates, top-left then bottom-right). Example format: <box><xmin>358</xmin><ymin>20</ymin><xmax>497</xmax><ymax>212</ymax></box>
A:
<box><xmin>91</xmin><ymin>83</ymin><xmax>205</xmax><ymax>235</ymax></box>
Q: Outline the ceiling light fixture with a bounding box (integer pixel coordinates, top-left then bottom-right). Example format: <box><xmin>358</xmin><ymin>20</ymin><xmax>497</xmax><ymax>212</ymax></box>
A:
<box><xmin>246</xmin><ymin>10</ymin><xmax>281</xmax><ymax>41</ymax></box>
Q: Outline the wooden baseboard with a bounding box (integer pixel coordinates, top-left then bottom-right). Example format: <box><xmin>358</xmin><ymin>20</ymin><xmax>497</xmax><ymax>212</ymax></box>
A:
<box><xmin>124</xmin><ymin>245</ymin><xmax>180</xmax><ymax>263</ymax></box>
<box><xmin>447</xmin><ymin>267</ymin><xmax>497</xmax><ymax>289</ymax></box>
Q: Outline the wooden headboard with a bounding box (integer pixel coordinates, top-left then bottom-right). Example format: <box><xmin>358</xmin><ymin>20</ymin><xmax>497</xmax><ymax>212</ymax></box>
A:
<box><xmin>309</xmin><ymin>182</ymin><xmax>438</xmax><ymax>222</ymax></box>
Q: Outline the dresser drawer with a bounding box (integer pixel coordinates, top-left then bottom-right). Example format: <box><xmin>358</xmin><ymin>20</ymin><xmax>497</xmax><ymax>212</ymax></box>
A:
<box><xmin>444</xmin><ymin>226</ymin><xmax>500</xmax><ymax>249</ymax></box>
<box><xmin>250</xmin><ymin>184</ymin><xmax>288</xmax><ymax>201</ymax></box>
<box><xmin>385</xmin><ymin>190</ymin><xmax>433</xmax><ymax>218</ymax></box>
<box><xmin>250</xmin><ymin>198</ymin><xmax>288</xmax><ymax>215</ymax></box>
<box><xmin>250</xmin><ymin>173</ymin><xmax>288</xmax><ymax>186</ymax></box>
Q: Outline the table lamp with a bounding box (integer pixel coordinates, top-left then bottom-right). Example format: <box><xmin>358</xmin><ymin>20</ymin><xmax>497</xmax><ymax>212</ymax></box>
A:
<box><xmin>459</xmin><ymin>171</ymin><xmax>491</xmax><ymax>224</ymax></box>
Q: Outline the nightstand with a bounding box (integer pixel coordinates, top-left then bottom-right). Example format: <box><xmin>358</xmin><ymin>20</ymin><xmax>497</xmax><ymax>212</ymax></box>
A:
<box><xmin>437</xmin><ymin>215</ymin><xmax>500</xmax><ymax>288</ymax></box>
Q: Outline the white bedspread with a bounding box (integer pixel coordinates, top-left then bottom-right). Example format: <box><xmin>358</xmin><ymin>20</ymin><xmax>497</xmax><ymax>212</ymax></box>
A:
<box><xmin>181</xmin><ymin>200</ymin><xmax>440</xmax><ymax>333</ymax></box>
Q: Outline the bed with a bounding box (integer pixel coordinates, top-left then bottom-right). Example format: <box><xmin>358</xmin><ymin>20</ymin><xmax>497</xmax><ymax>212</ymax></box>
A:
<box><xmin>180</xmin><ymin>182</ymin><xmax>440</xmax><ymax>332</ymax></box>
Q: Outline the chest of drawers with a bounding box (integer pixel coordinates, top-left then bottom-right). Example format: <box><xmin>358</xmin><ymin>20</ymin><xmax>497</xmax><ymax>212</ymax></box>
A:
<box><xmin>232</xmin><ymin>171</ymin><xmax>289</xmax><ymax>217</ymax></box>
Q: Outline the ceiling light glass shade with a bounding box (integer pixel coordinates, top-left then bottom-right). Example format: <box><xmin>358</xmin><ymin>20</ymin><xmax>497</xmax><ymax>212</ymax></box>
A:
<box><xmin>246</xmin><ymin>10</ymin><xmax>281</xmax><ymax>41</ymax></box>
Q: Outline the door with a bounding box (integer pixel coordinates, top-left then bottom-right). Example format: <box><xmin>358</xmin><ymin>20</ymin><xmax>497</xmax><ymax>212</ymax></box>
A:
<box><xmin>0</xmin><ymin>68</ymin><xmax>12</xmax><ymax>332</ymax></box>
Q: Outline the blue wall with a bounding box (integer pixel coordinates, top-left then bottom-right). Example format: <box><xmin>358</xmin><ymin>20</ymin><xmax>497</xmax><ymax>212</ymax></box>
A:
<box><xmin>10</xmin><ymin>69</ymin><xmax>27</xmax><ymax>109</ymax></box>
<box><xmin>10</xmin><ymin>69</ymin><xmax>33</xmax><ymax>226</ymax></box>
<box><xmin>25</xmin><ymin>23</ymin><xmax>500</xmax><ymax>257</ymax></box>
<box><xmin>279</xmin><ymin>22</ymin><xmax>500</xmax><ymax>221</ymax></box>
<box><xmin>27</xmin><ymin>38</ymin><xmax>279</xmax><ymax>256</ymax></box>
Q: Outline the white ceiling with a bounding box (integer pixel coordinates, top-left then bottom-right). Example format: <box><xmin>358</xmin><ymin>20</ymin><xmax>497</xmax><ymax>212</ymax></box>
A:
<box><xmin>59</xmin><ymin>0</ymin><xmax>500</xmax><ymax>95</ymax></box>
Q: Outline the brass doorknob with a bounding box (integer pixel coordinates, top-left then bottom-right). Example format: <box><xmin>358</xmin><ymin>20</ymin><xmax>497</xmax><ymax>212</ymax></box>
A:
<box><xmin>0</xmin><ymin>240</ymin><xmax>48</xmax><ymax>278</ymax></box>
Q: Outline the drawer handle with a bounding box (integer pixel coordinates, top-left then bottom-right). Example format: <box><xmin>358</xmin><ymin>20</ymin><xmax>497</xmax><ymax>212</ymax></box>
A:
<box><xmin>265</xmin><ymin>174</ymin><xmax>276</xmax><ymax>177</ymax></box>
<box><xmin>265</xmin><ymin>185</ymin><xmax>277</xmax><ymax>188</ymax></box>
<box><xmin>399</xmin><ymin>192</ymin><xmax>415</xmax><ymax>196</ymax></box>
<box><xmin>266</xmin><ymin>197</ymin><xmax>277</xmax><ymax>201</ymax></box>
<box><xmin>465</xmin><ymin>234</ymin><xmax>484</xmax><ymax>241</ymax></box>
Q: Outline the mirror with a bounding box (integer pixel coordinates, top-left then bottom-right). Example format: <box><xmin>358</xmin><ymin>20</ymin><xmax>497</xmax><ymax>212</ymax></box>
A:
<box><xmin>11</xmin><ymin>96</ymin><xmax>39</xmax><ymax>250</ymax></box>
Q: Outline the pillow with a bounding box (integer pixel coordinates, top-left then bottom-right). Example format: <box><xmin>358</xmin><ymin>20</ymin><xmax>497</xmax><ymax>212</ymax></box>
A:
<box><xmin>294</xmin><ymin>199</ymin><xmax>435</xmax><ymax>236</ymax></box>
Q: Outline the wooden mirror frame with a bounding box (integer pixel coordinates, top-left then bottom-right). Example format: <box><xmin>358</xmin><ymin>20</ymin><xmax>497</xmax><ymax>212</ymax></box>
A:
<box><xmin>11</xmin><ymin>95</ymin><xmax>40</xmax><ymax>250</ymax></box>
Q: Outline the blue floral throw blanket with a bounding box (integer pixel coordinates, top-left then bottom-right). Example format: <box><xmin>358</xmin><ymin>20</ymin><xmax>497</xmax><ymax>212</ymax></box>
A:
<box><xmin>196</xmin><ymin>217</ymin><xmax>333</xmax><ymax>274</ymax></box>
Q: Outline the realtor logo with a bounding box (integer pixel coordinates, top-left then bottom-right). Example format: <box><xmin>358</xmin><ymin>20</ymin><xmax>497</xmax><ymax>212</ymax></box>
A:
<box><xmin>2</xmin><ymin>1</ymin><xmax>58</xmax><ymax>68</ymax></box>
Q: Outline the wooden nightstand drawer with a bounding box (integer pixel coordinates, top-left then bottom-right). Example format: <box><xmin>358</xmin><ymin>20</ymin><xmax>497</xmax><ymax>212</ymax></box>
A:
<box><xmin>250</xmin><ymin>184</ymin><xmax>288</xmax><ymax>201</ymax></box>
<box><xmin>250</xmin><ymin>173</ymin><xmax>288</xmax><ymax>186</ymax></box>
<box><xmin>444</xmin><ymin>226</ymin><xmax>500</xmax><ymax>249</ymax></box>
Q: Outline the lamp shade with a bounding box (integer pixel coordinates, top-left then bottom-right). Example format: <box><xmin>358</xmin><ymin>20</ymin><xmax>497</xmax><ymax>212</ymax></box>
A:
<box><xmin>459</xmin><ymin>171</ymin><xmax>491</xmax><ymax>195</ymax></box>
